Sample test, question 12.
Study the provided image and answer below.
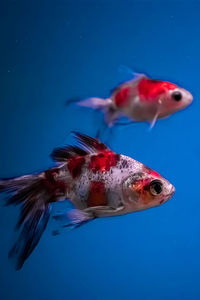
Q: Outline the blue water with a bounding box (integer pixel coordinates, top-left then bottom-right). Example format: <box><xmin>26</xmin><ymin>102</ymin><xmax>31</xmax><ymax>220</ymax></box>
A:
<box><xmin>0</xmin><ymin>1</ymin><xmax>200</xmax><ymax>299</ymax></box>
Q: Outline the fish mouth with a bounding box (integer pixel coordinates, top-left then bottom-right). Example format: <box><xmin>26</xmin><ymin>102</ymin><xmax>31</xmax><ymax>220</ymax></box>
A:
<box><xmin>181</xmin><ymin>97</ymin><xmax>193</xmax><ymax>109</ymax></box>
<box><xmin>170</xmin><ymin>185</ymin><xmax>176</xmax><ymax>196</ymax></box>
<box><xmin>160</xmin><ymin>185</ymin><xmax>175</xmax><ymax>205</ymax></box>
<box><xmin>181</xmin><ymin>92</ymin><xmax>193</xmax><ymax>109</ymax></box>
<box><xmin>167</xmin><ymin>185</ymin><xmax>176</xmax><ymax>200</ymax></box>
<box><xmin>187</xmin><ymin>91</ymin><xmax>193</xmax><ymax>104</ymax></box>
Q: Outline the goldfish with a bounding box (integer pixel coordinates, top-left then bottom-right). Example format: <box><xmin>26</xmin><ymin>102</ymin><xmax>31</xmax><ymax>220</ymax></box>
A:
<box><xmin>0</xmin><ymin>132</ymin><xmax>175</xmax><ymax>269</ymax></box>
<box><xmin>79</xmin><ymin>73</ymin><xmax>193</xmax><ymax>129</ymax></box>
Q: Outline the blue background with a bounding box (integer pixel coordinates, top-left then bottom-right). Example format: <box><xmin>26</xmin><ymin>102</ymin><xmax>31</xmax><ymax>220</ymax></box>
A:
<box><xmin>0</xmin><ymin>1</ymin><xmax>200</xmax><ymax>299</ymax></box>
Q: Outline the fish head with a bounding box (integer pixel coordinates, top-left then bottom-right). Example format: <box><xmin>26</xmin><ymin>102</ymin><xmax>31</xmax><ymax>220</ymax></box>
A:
<box><xmin>122</xmin><ymin>167</ymin><xmax>175</xmax><ymax>211</ymax></box>
<box><xmin>158</xmin><ymin>86</ymin><xmax>193</xmax><ymax>117</ymax></box>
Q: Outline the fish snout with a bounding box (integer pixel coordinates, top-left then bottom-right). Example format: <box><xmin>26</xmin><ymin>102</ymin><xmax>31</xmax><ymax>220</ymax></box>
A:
<box><xmin>167</xmin><ymin>184</ymin><xmax>175</xmax><ymax>200</ymax></box>
<box><xmin>181</xmin><ymin>89</ymin><xmax>193</xmax><ymax>106</ymax></box>
<box><xmin>186</xmin><ymin>90</ymin><xmax>193</xmax><ymax>104</ymax></box>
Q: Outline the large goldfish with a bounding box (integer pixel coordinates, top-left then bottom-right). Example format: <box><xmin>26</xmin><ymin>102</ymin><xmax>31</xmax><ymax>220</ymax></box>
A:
<box><xmin>0</xmin><ymin>132</ymin><xmax>175</xmax><ymax>269</ymax></box>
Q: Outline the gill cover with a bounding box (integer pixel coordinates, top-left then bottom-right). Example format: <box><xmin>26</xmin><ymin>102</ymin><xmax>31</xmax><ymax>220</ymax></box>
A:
<box><xmin>122</xmin><ymin>172</ymin><xmax>145</xmax><ymax>202</ymax></box>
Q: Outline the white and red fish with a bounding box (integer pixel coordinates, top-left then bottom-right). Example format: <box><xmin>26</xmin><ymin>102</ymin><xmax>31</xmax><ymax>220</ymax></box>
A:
<box><xmin>79</xmin><ymin>73</ymin><xmax>193</xmax><ymax>128</ymax></box>
<box><xmin>0</xmin><ymin>132</ymin><xmax>175</xmax><ymax>269</ymax></box>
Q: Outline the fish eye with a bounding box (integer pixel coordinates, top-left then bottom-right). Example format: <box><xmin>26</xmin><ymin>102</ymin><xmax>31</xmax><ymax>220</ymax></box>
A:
<box><xmin>150</xmin><ymin>180</ymin><xmax>163</xmax><ymax>196</ymax></box>
<box><xmin>171</xmin><ymin>91</ymin><xmax>182</xmax><ymax>101</ymax></box>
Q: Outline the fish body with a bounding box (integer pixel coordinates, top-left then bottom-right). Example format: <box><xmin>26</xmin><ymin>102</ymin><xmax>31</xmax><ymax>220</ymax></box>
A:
<box><xmin>0</xmin><ymin>132</ymin><xmax>175</xmax><ymax>269</ymax></box>
<box><xmin>79</xmin><ymin>73</ymin><xmax>193</xmax><ymax>127</ymax></box>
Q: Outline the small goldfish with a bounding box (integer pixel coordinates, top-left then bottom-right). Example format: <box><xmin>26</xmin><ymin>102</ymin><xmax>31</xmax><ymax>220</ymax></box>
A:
<box><xmin>0</xmin><ymin>132</ymin><xmax>175</xmax><ymax>269</ymax></box>
<box><xmin>79</xmin><ymin>73</ymin><xmax>193</xmax><ymax>128</ymax></box>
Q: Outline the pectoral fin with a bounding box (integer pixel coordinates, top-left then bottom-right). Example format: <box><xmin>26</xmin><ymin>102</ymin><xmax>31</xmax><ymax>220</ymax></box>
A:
<box><xmin>149</xmin><ymin>99</ymin><xmax>162</xmax><ymax>130</ymax></box>
<box><xmin>149</xmin><ymin>112</ymin><xmax>159</xmax><ymax>130</ymax></box>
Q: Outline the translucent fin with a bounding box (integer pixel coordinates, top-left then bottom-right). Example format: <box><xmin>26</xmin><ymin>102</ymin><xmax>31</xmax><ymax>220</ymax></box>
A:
<box><xmin>118</xmin><ymin>65</ymin><xmax>146</xmax><ymax>79</ymax></box>
<box><xmin>149</xmin><ymin>99</ymin><xmax>162</xmax><ymax>130</ymax></box>
<box><xmin>53</xmin><ymin>209</ymin><xmax>94</xmax><ymax>231</ymax></box>
<box><xmin>78</xmin><ymin>97</ymin><xmax>109</xmax><ymax>110</ymax></box>
<box><xmin>149</xmin><ymin>112</ymin><xmax>159</xmax><ymax>130</ymax></box>
<box><xmin>114</xmin><ymin>120</ymin><xmax>135</xmax><ymax>127</ymax></box>
<box><xmin>95</xmin><ymin>122</ymin><xmax>108</xmax><ymax>139</ymax></box>
<box><xmin>78</xmin><ymin>98</ymin><xmax>118</xmax><ymax>127</ymax></box>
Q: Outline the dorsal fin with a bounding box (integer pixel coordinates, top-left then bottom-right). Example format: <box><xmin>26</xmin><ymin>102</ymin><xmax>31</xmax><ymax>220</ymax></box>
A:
<box><xmin>73</xmin><ymin>131</ymin><xmax>109</xmax><ymax>152</ymax></box>
<box><xmin>51</xmin><ymin>132</ymin><xmax>110</xmax><ymax>162</ymax></box>
<box><xmin>110</xmin><ymin>73</ymin><xmax>147</xmax><ymax>96</ymax></box>
<box><xmin>51</xmin><ymin>146</ymin><xmax>88</xmax><ymax>162</ymax></box>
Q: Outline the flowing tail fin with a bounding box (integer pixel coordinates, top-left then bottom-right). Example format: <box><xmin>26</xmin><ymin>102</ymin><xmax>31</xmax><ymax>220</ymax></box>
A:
<box><xmin>0</xmin><ymin>173</ymin><xmax>57</xmax><ymax>270</ymax></box>
<box><xmin>78</xmin><ymin>98</ymin><xmax>119</xmax><ymax>126</ymax></box>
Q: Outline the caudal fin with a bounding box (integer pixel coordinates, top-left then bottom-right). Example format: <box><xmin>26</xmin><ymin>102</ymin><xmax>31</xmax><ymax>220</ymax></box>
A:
<box><xmin>78</xmin><ymin>97</ymin><xmax>108</xmax><ymax>109</ymax></box>
<box><xmin>0</xmin><ymin>174</ymin><xmax>53</xmax><ymax>270</ymax></box>
<box><xmin>78</xmin><ymin>98</ymin><xmax>119</xmax><ymax>126</ymax></box>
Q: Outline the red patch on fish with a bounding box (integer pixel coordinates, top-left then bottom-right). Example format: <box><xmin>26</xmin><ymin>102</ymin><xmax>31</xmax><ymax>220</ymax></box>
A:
<box><xmin>43</xmin><ymin>169</ymin><xmax>68</xmax><ymax>196</ymax></box>
<box><xmin>87</xmin><ymin>181</ymin><xmax>107</xmax><ymax>207</ymax></box>
<box><xmin>114</xmin><ymin>86</ymin><xmax>132</xmax><ymax>107</ymax></box>
<box><xmin>89</xmin><ymin>151</ymin><xmax>120</xmax><ymax>173</ymax></box>
<box><xmin>144</xmin><ymin>166</ymin><xmax>161</xmax><ymax>178</ymax></box>
<box><xmin>138</xmin><ymin>78</ymin><xmax>177</xmax><ymax>101</ymax></box>
<box><xmin>68</xmin><ymin>156</ymin><xmax>85</xmax><ymax>178</ymax></box>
